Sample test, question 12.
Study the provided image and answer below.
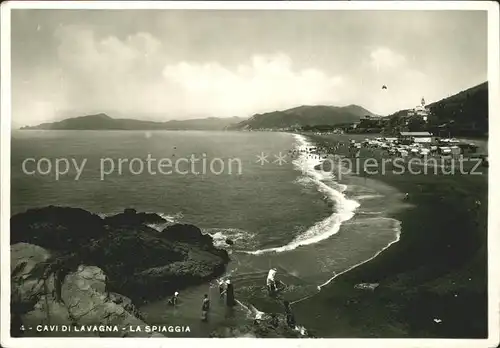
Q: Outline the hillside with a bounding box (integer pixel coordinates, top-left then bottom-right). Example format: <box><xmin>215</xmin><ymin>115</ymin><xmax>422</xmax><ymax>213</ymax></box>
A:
<box><xmin>427</xmin><ymin>81</ymin><xmax>488</xmax><ymax>136</ymax></box>
<box><xmin>20</xmin><ymin>114</ymin><xmax>245</xmax><ymax>131</ymax></box>
<box><xmin>230</xmin><ymin>104</ymin><xmax>376</xmax><ymax>130</ymax></box>
<box><xmin>384</xmin><ymin>82</ymin><xmax>488</xmax><ymax>136</ymax></box>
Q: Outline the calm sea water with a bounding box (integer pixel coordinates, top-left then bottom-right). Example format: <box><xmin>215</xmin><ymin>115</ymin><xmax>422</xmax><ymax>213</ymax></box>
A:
<box><xmin>11</xmin><ymin>130</ymin><xmax>402</xmax><ymax>337</ymax></box>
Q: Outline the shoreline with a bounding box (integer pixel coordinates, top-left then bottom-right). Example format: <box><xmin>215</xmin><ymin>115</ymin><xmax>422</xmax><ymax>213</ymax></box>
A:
<box><xmin>290</xmin><ymin>133</ymin><xmax>488</xmax><ymax>338</ymax></box>
<box><xmin>241</xmin><ymin>133</ymin><xmax>360</xmax><ymax>255</ymax></box>
<box><xmin>287</xmin><ymin>134</ymin><xmax>405</xmax><ymax>305</ymax></box>
<box><xmin>138</xmin><ymin>132</ymin><xmax>406</xmax><ymax>336</ymax></box>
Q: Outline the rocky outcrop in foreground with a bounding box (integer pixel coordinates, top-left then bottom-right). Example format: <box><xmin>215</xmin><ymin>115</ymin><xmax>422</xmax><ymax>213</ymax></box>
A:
<box><xmin>10</xmin><ymin>206</ymin><xmax>230</xmax><ymax>336</ymax></box>
<box><xmin>11</xmin><ymin>243</ymin><xmax>163</xmax><ymax>337</ymax></box>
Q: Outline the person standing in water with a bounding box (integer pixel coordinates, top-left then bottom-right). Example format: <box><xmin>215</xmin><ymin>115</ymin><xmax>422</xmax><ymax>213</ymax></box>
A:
<box><xmin>168</xmin><ymin>291</ymin><xmax>179</xmax><ymax>306</ymax></box>
<box><xmin>226</xmin><ymin>279</ymin><xmax>236</xmax><ymax>307</ymax></box>
<box><xmin>283</xmin><ymin>300</ymin><xmax>296</xmax><ymax>329</ymax></box>
<box><xmin>266</xmin><ymin>268</ymin><xmax>277</xmax><ymax>295</ymax></box>
<box><xmin>201</xmin><ymin>294</ymin><xmax>210</xmax><ymax>321</ymax></box>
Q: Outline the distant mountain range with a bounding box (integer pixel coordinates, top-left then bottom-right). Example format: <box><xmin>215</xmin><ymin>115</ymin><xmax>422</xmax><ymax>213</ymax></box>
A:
<box><xmin>229</xmin><ymin>104</ymin><xmax>377</xmax><ymax>130</ymax></box>
<box><xmin>20</xmin><ymin>81</ymin><xmax>486</xmax><ymax>135</ymax></box>
<box><xmin>20</xmin><ymin>114</ymin><xmax>246</xmax><ymax>131</ymax></box>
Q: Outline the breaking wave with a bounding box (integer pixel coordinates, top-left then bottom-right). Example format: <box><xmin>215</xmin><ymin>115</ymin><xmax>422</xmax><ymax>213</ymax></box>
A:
<box><xmin>243</xmin><ymin>134</ymin><xmax>360</xmax><ymax>255</ymax></box>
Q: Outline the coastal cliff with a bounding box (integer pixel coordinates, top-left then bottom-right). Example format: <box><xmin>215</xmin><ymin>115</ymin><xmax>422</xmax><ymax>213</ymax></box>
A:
<box><xmin>10</xmin><ymin>206</ymin><xmax>230</xmax><ymax>337</ymax></box>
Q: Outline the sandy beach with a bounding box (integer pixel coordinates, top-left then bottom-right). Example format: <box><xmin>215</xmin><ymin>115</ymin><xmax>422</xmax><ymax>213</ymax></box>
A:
<box><xmin>291</xmin><ymin>133</ymin><xmax>488</xmax><ymax>338</ymax></box>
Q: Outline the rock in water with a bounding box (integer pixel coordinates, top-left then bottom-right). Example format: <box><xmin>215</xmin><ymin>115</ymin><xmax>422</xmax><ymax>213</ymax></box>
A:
<box><xmin>104</xmin><ymin>209</ymin><xmax>166</xmax><ymax>226</ymax></box>
<box><xmin>161</xmin><ymin>224</ymin><xmax>214</xmax><ymax>247</ymax></box>
<box><xmin>225</xmin><ymin>238</ymin><xmax>234</xmax><ymax>246</ymax></box>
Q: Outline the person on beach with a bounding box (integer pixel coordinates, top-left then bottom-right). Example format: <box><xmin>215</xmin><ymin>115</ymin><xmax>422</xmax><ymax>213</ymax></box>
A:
<box><xmin>219</xmin><ymin>280</ymin><xmax>227</xmax><ymax>299</ymax></box>
<box><xmin>168</xmin><ymin>291</ymin><xmax>179</xmax><ymax>306</ymax></box>
<box><xmin>201</xmin><ymin>294</ymin><xmax>210</xmax><ymax>321</ymax></box>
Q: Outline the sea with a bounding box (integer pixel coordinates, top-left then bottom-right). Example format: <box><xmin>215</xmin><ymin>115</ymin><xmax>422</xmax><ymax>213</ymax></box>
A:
<box><xmin>11</xmin><ymin>130</ymin><xmax>403</xmax><ymax>337</ymax></box>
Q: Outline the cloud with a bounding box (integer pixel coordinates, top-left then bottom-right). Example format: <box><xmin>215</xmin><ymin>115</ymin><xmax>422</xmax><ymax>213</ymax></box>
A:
<box><xmin>162</xmin><ymin>53</ymin><xmax>345</xmax><ymax>116</ymax></box>
<box><xmin>369</xmin><ymin>47</ymin><xmax>407</xmax><ymax>70</ymax></box>
<box><xmin>11</xmin><ymin>11</ymin><xmax>487</xmax><ymax>127</ymax></box>
<box><xmin>55</xmin><ymin>25</ymin><xmax>162</xmax><ymax>73</ymax></box>
<box><xmin>13</xmin><ymin>28</ymin><xmax>457</xmax><ymax>125</ymax></box>
<box><xmin>14</xmin><ymin>26</ymin><xmax>348</xmax><ymax>124</ymax></box>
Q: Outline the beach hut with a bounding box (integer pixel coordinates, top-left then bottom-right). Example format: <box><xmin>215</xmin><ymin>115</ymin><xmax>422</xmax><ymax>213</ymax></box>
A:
<box><xmin>450</xmin><ymin>145</ymin><xmax>461</xmax><ymax>159</ymax></box>
<box><xmin>398</xmin><ymin>149</ymin><xmax>409</xmax><ymax>157</ymax></box>
<box><xmin>438</xmin><ymin>146</ymin><xmax>452</xmax><ymax>155</ymax></box>
<box><xmin>399</xmin><ymin>131</ymin><xmax>433</xmax><ymax>144</ymax></box>
<box><xmin>419</xmin><ymin>148</ymin><xmax>431</xmax><ymax>157</ymax></box>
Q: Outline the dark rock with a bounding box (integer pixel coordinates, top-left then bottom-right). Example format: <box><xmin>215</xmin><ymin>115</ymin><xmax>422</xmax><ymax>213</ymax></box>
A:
<box><xmin>10</xmin><ymin>207</ymin><xmax>230</xmax><ymax>305</ymax></box>
<box><xmin>85</xmin><ymin>225</ymin><xmax>187</xmax><ymax>271</ymax></box>
<box><xmin>132</xmin><ymin>255</ymin><xmax>226</xmax><ymax>298</ymax></box>
<box><xmin>161</xmin><ymin>224</ymin><xmax>213</xmax><ymax>247</ymax></box>
<box><xmin>10</xmin><ymin>206</ymin><xmax>105</xmax><ymax>250</ymax></box>
<box><xmin>226</xmin><ymin>238</ymin><xmax>234</xmax><ymax>245</ymax></box>
<box><xmin>104</xmin><ymin>209</ymin><xmax>166</xmax><ymax>226</ymax></box>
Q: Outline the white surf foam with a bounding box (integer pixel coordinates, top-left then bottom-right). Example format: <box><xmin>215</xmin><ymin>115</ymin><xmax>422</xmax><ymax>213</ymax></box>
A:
<box><xmin>146</xmin><ymin>212</ymin><xmax>184</xmax><ymax>231</ymax></box>
<box><xmin>96</xmin><ymin>212</ymin><xmax>116</xmax><ymax>218</ymax></box>
<box><xmin>205</xmin><ymin>228</ymin><xmax>257</xmax><ymax>249</ymax></box>
<box><xmin>243</xmin><ymin>134</ymin><xmax>360</xmax><ymax>255</ymax></box>
<box><xmin>158</xmin><ymin>212</ymin><xmax>184</xmax><ymax>223</ymax></box>
<box><xmin>355</xmin><ymin>194</ymin><xmax>385</xmax><ymax>200</ymax></box>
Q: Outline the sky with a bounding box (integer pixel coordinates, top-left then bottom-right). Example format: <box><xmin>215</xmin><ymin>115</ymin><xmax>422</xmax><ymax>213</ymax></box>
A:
<box><xmin>11</xmin><ymin>9</ymin><xmax>488</xmax><ymax>127</ymax></box>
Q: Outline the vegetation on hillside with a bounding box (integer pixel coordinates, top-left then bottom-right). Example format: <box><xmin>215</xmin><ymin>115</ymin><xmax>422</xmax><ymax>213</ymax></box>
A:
<box><xmin>383</xmin><ymin>82</ymin><xmax>488</xmax><ymax>136</ymax></box>
<box><xmin>231</xmin><ymin>105</ymin><xmax>376</xmax><ymax>130</ymax></box>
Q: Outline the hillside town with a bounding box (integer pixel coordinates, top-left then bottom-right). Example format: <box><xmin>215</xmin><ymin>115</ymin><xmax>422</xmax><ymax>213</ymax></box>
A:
<box><xmin>294</xmin><ymin>95</ymin><xmax>488</xmax><ymax>166</ymax></box>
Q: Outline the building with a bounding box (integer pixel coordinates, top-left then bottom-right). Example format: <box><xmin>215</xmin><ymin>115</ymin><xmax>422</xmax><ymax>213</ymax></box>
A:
<box><xmin>407</xmin><ymin>97</ymin><xmax>430</xmax><ymax>122</ymax></box>
<box><xmin>399</xmin><ymin>131</ymin><xmax>433</xmax><ymax>144</ymax></box>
